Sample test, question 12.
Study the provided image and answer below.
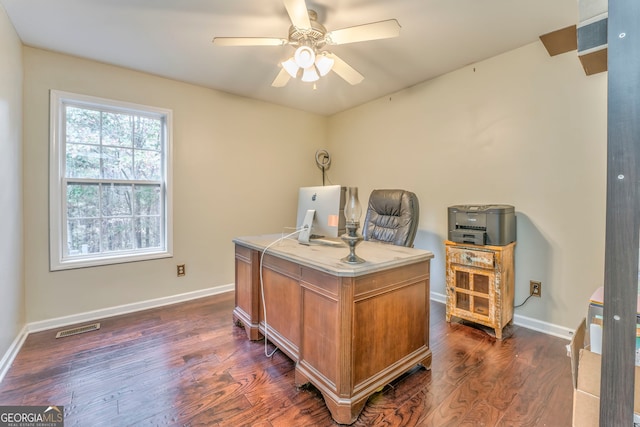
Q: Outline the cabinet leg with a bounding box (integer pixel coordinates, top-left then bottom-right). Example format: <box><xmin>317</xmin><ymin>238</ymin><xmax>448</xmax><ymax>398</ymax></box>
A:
<box><xmin>495</xmin><ymin>327</ymin><xmax>502</xmax><ymax>340</ymax></box>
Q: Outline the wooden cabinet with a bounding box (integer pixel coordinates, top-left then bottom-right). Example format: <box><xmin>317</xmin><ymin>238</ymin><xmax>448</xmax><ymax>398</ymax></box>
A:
<box><xmin>445</xmin><ymin>240</ymin><xmax>516</xmax><ymax>339</ymax></box>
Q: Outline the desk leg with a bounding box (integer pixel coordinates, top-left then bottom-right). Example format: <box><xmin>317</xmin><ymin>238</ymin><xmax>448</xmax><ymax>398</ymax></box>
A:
<box><xmin>295</xmin><ymin>366</ymin><xmax>366</xmax><ymax>425</ymax></box>
<box><xmin>233</xmin><ymin>307</ymin><xmax>262</xmax><ymax>341</ymax></box>
<box><xmin>418</xmin><ymin>351</ymin><xmax>433</xmax><ymax>370</ymax></box>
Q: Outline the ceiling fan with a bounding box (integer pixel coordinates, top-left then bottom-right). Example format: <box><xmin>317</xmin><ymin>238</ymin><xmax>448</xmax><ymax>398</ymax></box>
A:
<box><xmin>212</xmin><ymin>0</ymin><xmax>401</xmax><ymax>87</ymax></box>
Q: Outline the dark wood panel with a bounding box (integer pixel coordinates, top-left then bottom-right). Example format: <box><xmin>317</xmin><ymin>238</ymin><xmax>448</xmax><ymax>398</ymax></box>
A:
<box><xmin>0</xmin><ymin>292</ymin><xmax>573</xmax><ymax>426</ymax></box>
<box><xmin>602</xmin><ymin>0</ymin><xmax>640</xmax><ymax>425</ymax></box>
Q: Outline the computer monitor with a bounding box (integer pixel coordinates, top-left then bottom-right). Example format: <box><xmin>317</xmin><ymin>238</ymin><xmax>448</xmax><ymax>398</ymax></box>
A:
<box><xmin>296</xmin><ymin>185</ymin><xmax>346</xmax><ymax>243</ymax></box>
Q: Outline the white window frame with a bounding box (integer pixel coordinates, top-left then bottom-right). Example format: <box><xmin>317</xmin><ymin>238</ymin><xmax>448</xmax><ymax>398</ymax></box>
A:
<box><xmin>49</xmin><ymin>90</ymin><xmax>173</xmax><ymax>271</ymax></box>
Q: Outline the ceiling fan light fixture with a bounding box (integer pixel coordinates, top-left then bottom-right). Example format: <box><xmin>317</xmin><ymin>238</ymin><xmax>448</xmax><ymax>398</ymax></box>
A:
<box><xmin>282</xmin><ymin>58</ymin><xmax>300</xmax><ymax>78</ymax></box>
<box><xmin>214</xmin><ymin>3</ymin><xmax>401</xmax><ymax>89</ymax></box>
<box><xmin>294</xmin><ymin>45</ymin><xmax>316</xmax><ymax>69</ymax></box>
<box><xmin>315</xmin><ymin>54</ymin><xmax>334</xmax><ymax>76</ymax></box>
<box><xmin>301</xmin><ymin>66</ymin><xmax>320</xmax><ymax>82</ymax></box>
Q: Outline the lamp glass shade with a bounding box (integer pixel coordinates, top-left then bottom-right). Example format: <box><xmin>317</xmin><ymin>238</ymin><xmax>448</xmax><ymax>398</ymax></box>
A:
<box><xmin>282</xmin><ymin>58</ymin><xmax>299</xmax><ymax>78</ymax></box>
<box><xmin>294</xmin><ymin>46</ymin><xmax>316</xmax><ymax>69</ymax></box>
<box><xmin>301</xmin><ymin>66</ymin><xmax>320</xmax><ymax>82</ymax></box>
<box><xmin>315</xmin><ymin>54</ymin><xmax>334</xmax><ymax>76</ymax></box>
<box><xmin>344</xmin><ymin>187</ymin><xmax>362</xmax><ymax>223</ymax></box>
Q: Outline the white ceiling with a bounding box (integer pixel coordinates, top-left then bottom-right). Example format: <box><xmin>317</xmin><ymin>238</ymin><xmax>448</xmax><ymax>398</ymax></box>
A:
<box><xmin>1</xmin><ymin>0</ymin><xmax>577</xmax><ymax>116</ymax></box>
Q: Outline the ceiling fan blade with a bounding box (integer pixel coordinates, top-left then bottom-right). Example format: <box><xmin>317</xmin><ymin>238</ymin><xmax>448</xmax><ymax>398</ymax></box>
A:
<box><xmin>327</xmin><ymin>19</ymin><xmax>401</xmax><ymax>45</ymax></box>
<box><xmin>326</xmin><ymin>53</ymin><xmax>364</xmax><ymax>85</ymax></box>
<box><xmin>212</xmin><ymin>37</ymin><xmax>287</xmax><ymax>47</ymax></box>
<box><xmin>283</xmin><ymin>0</ymin><xmax>311</xmax><ymax>29</ymax></box>
<box><xmin>272</xmin><ymin>68</ymin><xmax>291</xmax><ymax>87</ymax></box>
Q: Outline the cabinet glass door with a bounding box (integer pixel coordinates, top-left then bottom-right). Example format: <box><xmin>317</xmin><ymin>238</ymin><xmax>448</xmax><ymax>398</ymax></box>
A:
<box><xmin>453</xmin><ymin>269</ymin><xmax>491</xmax><ymax>318</ymax></box>
<box><xmin>454</xmin><ymin>270</ymin><xmax>470</xmax><ymax>311</ymax></box>
<box><xmin>473</xmin><ymin>273</ymin><xmax>490</xmax><ymax>316</ymax></box>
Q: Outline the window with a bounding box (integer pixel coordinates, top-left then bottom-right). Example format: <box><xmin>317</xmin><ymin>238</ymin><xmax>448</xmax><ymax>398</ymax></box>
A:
<box><xmin>50</xmin><ymin>90</ymin><xmax>173</xmax><ymax>270</ymax></box>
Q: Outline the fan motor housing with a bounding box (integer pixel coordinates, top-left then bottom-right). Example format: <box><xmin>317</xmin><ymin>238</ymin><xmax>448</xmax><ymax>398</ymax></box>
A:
<box><xmin>288</xmin><ymin>10</ymin><xmax>327</xmax><ymax>48</ymax></box>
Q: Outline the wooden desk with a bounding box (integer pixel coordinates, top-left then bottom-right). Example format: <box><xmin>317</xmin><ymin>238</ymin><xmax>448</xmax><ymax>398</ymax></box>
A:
<box><xmin>233</xmin><ymin>235</ymin><xmax>434</xmax><ymax>424</ymax></box>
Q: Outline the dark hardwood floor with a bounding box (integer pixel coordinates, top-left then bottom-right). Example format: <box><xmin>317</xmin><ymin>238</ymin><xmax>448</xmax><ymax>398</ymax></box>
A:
<box><xmin>0</xmin><ymin>291</ymin><xmax>573</xmax><ymax>426</ymax></box>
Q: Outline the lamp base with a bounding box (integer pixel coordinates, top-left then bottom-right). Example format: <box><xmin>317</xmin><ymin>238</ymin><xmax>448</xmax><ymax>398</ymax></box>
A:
<box><xmin>340</xmin><ymin>222</ymin><xmax>365</xmax><ymax>264</ymax></box>
<box><xmin>341</xmin><ymin>252</ymin><xmax>365</xmax><ymax>264</ymax></box>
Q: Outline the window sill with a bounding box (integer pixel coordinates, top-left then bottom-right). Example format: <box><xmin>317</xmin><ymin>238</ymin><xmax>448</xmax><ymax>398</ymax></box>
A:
<box><xmin>50</xmin><ymin>250</ymin><xmax>173</xmax><ymax>271</ymax></box>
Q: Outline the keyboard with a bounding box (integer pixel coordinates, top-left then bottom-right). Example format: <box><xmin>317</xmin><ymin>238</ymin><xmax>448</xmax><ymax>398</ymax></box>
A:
<box><xmin>309</xmin><ymin>237</ymin><xmax>344</xmax><ymax>247</ymax></box>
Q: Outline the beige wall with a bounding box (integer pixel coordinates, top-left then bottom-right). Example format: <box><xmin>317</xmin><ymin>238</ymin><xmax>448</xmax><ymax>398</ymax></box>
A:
<box><xmin>23</xmin><ymin>47</ymin><xmax>326</xmax><ymax>322</ymax></box>
<box><xmin>328</xmin><ymin>42</ymin><xmax>607</xmax><ymax>331</ymax></box>
<box><xmin>0</xmin><ymin>6</ymin><xmax>24</xmax><ymax>359</ymax></box>
<box><xmin>19</xmin><ymin>35</ymin><xmax>607</xmax><ymax>333</ymax></box>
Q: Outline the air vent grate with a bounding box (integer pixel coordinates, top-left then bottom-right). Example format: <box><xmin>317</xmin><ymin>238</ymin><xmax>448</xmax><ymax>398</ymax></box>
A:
<box><xmin>55</xmin><ymin>322</ymin><xmax>101</xmax><ymax>339</ymax></box>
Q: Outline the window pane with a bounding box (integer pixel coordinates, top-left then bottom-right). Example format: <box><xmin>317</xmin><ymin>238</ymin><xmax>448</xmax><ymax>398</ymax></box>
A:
<box><xmin>66</xmin><ymin>143</ymin><xmax>101</xmax><ymax>179</ymax></box>
<box><xmin>102</xmin><ymin>184</ymin><xmax>132</xmax><ymax>217</ymax></box>
<box><xmin>102</xmin><ymin>146</ymin><xmax>133</xmax><ymax>180</ymax></box>
<box><xmin>67</xmin><ymin>218</ymin><xmax>100</xmax><ymax>255</ymax></box>
<box><xmin>67</xmin><ymin>183</ymin><xmax>100</xmax><ymax>219</ymax></box>
<box><xmin>135</xmin><ymin>150</ymin><xmax>162</xmax><ymax>180</ymax></box>
<box><xmin>101</xmin><ymin>218</ymin><xmax>134</xmax><ymax>252</ymax></box>
<box><xmin>51</xmin><ymin>91</ymin><xmax>172</xmax><ymax>269</ymax></box>
<box><xmin>102</xmin><ymin>112</ymin><xmax>133</xmax><ymax>147</ymax></box>
<box><xmin>136</xmin><ymin>217</ymin><xmax>162</xmax><ymax>249</ymax></box>
<box><xmin>66</xmin><ymin>106</ymin><xmax>100</xmax><ymax>145</ymax></box>
<box><xmin>135</xmin><ymin>184</ymin><xmax>161</xmax><ymax>216</ymax></box>
<box><xmin>134</xmin><ymin>116</ymin><xmax>162</xmax><ymax>150</ymax></box>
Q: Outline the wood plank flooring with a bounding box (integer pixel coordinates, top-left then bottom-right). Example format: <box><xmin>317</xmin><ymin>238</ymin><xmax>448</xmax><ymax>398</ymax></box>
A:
<box><xmin>0</xmin><ymin>291</ymin><xmax>574</xmax><ymax>426</ymax></box>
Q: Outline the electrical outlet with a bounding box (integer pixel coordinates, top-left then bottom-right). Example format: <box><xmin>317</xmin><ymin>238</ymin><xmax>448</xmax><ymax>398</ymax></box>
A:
<box><xmin>177</xmin><ymin>264</ymin><xmax>186</xmax><ymax>277</ymax></box>
<box><xmin>530</xmin><ymin>280</ymin><xmax>542</xmax><ymax>297</ymax></box>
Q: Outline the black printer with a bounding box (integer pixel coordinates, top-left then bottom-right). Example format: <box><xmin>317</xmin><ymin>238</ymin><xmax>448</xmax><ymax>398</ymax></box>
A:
<box><xmin>448</xmin><ymin>205</ymin><xmax>516</xmax><ymax>246</ymax></box>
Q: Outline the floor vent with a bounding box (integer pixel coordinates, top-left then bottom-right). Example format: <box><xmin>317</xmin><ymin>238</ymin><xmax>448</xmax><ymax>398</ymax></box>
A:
<box><xmin>55</xmin><ymin>323</ymin><xmax>101</xmax><ymax>339</ymax></box>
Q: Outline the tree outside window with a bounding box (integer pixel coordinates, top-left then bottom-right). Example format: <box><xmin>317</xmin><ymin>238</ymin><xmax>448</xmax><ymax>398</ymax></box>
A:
<box><xmin>50</xmin><ymin>91</ymin><xmax>172</xmax><ymax>270</ymax></box>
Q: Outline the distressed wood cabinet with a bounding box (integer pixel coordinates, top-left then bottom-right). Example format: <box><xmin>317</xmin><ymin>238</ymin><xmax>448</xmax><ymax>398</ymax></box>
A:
<box><xmin>445</xmin><ymin>240</ymin><xmax>516</xmax><ymax>339</ymax></box>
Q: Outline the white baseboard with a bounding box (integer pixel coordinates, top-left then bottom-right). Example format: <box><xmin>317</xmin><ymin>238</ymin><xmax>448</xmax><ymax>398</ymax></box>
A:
<box><xmin>430</xmin><ymin>291</ymin><xmax>574</xmax><ymax>340</ymax></box>
<box><xmin>0</xmin><ymin>284</ymin><xmax>234</xmax><ymax>383</ymax></box>
<box><xmin>430</xmin><ymin>291</ymin><xmax>447</xmax><ymax>305</ymax></box>
<box><xmin>28</xmin><ymin>284</ymin><xmax>234</xmax><ymax>333</ymax></box>
<box><xmin>512</xmin><ymin>313</ymin><xmax>575</xmax><ymax>340</ymax></box>
<box><xmin>0</xmin><ymin>325</ymin><xmax>29</xmax><ymax>384</ymax></box>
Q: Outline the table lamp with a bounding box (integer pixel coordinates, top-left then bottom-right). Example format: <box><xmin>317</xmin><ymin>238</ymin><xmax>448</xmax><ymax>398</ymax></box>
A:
<box><xmin>341</xmin><ymin>187</ymin><xmax>365</xmax><ymax>264</ymax></box>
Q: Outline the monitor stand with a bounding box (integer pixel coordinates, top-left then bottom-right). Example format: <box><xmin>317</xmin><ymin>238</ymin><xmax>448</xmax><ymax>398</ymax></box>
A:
<box><xmin>298</xmin><ymin>209</ymin><xmax>315</xmax><ymax>244</ymax></box>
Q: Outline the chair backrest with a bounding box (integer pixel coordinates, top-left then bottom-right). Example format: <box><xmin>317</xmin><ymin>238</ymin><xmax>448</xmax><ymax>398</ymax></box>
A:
<box><xmin>362</xmin><ymin>189</ymin><xmax>420</xmax><ymax>247</ymax></box>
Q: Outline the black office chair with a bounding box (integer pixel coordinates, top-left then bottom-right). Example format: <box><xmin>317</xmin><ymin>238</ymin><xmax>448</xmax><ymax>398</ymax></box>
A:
<box><xmin>362</xmin><ymin>189</ymin><xmax>420</xmax><ymax>247</ymax></box>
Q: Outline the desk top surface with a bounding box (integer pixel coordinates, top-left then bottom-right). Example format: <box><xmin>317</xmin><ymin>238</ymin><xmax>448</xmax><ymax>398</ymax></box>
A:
<box><xmin>233</xmin><ymin>234</ymin><xmax>434</xmax><ymax>277</ymax></box>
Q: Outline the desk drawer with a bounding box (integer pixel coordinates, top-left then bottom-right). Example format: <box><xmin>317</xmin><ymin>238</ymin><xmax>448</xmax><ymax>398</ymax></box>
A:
<box><xmin>263</xmin><ymin>254</ymin><xmax>300</xmax><ymax>279</ymax></box>
<box><xmin>447</xmin><ymin>247</ymin><xmax>494</xmax><ymax>269</ymax></box>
